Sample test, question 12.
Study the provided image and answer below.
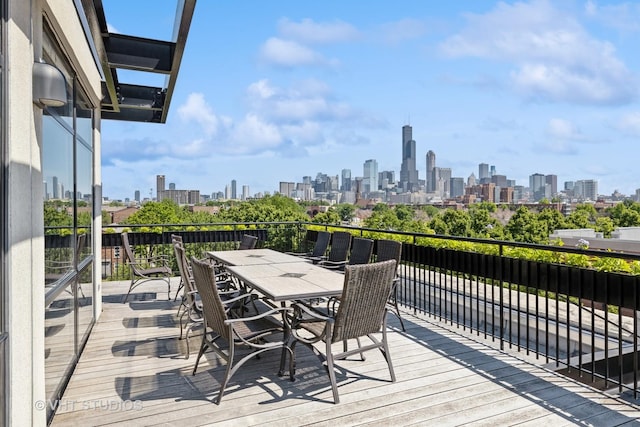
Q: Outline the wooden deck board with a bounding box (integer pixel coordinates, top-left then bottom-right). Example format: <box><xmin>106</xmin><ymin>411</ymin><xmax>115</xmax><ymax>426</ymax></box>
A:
<box><xmin>51</xmin><ymin>279</ymin><xmax>640</xmax><ymax>426</ymax></box>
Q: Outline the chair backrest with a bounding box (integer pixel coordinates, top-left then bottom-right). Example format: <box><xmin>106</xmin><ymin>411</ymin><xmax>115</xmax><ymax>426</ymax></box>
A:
<box><xmin>332</xmin><ymin>260</ymin><xmax>397</xmax><ymax>342</ymax></box>
<box><xmin>171</xmin><ymin>234</ymin><xmax>184</xmax><ymax>246</ymax></box>
<box><xmin>375</xmin><ymin>239</ymin><xmax>402</xmax><ymax>265</ymax></box>
<box><xmin>121</xmin><ymin>232</ymin><xmax>143</xmax><ymax>275</ymax></box>
<box><xmin>310</xmin><ymin>231</ymin><xmax>331</xmax><ymax>258</ymax></box>
<box><xmin>348</xmin><ymin>237</ymin><xmax>374</xmax><ymax>265</ymax></box>
<box><xmin>239</xmin><ymin>234</ymin><xmax>258</xmax><ymax>250</ymax></box>
<box><xmin>191</xmin><ymin>257</ymin><xmax>230</xmax><ymax>341</ymax></box>
<box><xmin>327</xmin><ymin>232</ymin><xmax>352</xmax><ymax>263</ymax></box>
<box><xmin>173</xmin><ymin>243</ymin><xmax>196</xmax><ymax>305</ymax></box>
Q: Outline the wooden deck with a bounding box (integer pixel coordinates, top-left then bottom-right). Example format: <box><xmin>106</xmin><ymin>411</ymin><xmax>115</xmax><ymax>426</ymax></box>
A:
<box><xmin>51</xmin><ymin>278</ymin><xmax>640</xmax><ymax>426</ymax></box>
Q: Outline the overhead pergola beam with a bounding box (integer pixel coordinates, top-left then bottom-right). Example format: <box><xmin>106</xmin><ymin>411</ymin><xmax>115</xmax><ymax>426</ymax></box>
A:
<box><xmin>83</xmin><ymin>0</ymin><xmax>196</xmax><ymax>123</ymax></box>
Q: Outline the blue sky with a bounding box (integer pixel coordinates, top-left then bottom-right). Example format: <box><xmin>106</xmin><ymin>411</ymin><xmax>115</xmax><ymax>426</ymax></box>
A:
<box><xmin>101</xmin><ymin>0</ymin><xmax>640</xmax><ymax>201</ymax></box>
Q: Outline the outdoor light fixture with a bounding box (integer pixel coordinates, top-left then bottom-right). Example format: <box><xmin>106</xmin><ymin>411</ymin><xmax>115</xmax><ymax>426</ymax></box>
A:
<box><xmin>32</xmin><ymin>59</ymin><xmax>68</xmax><ymax>107</ymax></box>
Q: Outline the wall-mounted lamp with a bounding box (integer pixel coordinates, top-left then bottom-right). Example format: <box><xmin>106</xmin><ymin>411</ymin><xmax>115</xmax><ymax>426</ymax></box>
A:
<box><xmin>32</xmin><ymin>59</ymin><xmax>68</xmax><ymax>107</ymax></box>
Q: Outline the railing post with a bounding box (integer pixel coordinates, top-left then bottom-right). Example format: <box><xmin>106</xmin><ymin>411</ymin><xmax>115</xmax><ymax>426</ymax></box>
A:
<box><xmin>499</xmin><ymin>242</ymin><xmax>504</xmax><ymax>351</ymax></box>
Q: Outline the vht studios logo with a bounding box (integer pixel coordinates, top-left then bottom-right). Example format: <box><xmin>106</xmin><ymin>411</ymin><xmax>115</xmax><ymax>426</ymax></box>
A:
<box><xmin>34</xmin><ymin>399</ymin><xmax>143</xmax><ymax>412</ymax></box>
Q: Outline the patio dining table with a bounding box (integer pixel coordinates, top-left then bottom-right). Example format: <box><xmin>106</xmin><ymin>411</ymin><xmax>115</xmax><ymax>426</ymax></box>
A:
<box><xmin>206</xmin><ymin>248</ymin><xmax>305</xmax><ymax>266</ymax></box>
<box><xmin>222</xmin><ymin>252</ymin><xmax>346</xmax><ymax>377</ymax></box>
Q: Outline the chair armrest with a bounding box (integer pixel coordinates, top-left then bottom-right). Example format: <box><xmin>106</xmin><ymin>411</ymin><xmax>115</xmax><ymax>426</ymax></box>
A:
<box><xmin>224</xmin><ymin>306</ymin><xmax>292</xmax><ymax>325</ymax></box>
<box><xmin>292</xmin><ymin>301</ymin><xmax>333</xmax><ymax>323</ymax></box>
<box><xmin>317</xmin><ymin>260</ymin><xmax>347</xmax><ymax>270</ymax></box>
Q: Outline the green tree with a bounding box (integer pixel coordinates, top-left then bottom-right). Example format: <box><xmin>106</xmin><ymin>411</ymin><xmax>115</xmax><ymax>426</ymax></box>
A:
<box><xmin>420</xmin><ymin>205</ymin><xmax>440</xmax><ymax>218</ymax></box>
<box><xmin>218</xmin><ymin>195</ymin><xmax>307</xmax><ymax>223</ymax></box>
<box><xmin>312</xmin><ymin>210</ymin><xmax>341</xmax><ymax>225</ymax></box>
<box><xmin>44</xmin><ymin>203</ymin><xmax>72</xmax><ymax>228</ymax></box>
<box><xmin>468</xmin><ymin>203</ymin><xmax>501</xmax><ymax>238</ymax></box>
<box><xmin>608</xmin><ymin>202</ymin><xmax>640</xmax><ymax>227</ymax></box>
<box><xmin>334</xmin><ymin>203</ymin><xmax>356</xmax><ymax>222</ymax></box>
<box><xmin>537</xmin><ymin>208</ymin><xmax>566</xmax><ymax>236</ymax></box>
<box><xmin>440</xmin><ymin>209</ymin><xmax>471</xmax><ymax>237</ymax></box>
<box><xmin>124</xmin><ymin>199</ymin><xmax>184</xmax><ymax>225</ymax></box>
<box><xmin>505</xmin><ymin>206</ymin><xmax>547</xmax><ymax>243</ymax></box>
<box><xmin>595</xmin><ymin>216</ymin><xmax>615</xmax><ymax>238</ymax></box>
<box><xmin>363</xmin><ymin>204</ymin><xmax>400</xmax><ymax>230</ymax></box>
<box><xmin>428</xmin><ymin>216</ymin><xmax>449</xmax><ymax>235</ymax></box>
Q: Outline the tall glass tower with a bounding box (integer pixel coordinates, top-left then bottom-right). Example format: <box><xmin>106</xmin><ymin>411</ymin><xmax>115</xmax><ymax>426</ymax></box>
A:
<box><xmin>426</xmin><ymin>150</ymin><xmax>436</xmax><ymax>192</ymax></box>
<box><xmin>363</xmin><ymin>159</ymin><xmax>378</xmax><ymax>194</ymax></box>
<box><xmin>400</xmin><ymin>125</ymin><xmax>418</xmax><ymax>191</ymax></box>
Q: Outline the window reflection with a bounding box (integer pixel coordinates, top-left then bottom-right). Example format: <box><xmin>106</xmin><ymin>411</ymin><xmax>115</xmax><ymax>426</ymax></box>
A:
<box><xmin>42</xmin><ymin>23</ymin><xmax>95</xmax><ymax>414</ymax></box>
<box><xmin>43</xmin><ymin>116</ymin><xmax>74</xmax><ymax>288</ymax></box>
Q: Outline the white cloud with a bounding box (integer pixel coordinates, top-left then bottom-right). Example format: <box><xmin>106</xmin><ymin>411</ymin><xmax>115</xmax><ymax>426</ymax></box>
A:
<box><xmin>439</xmin><ymin>0</ymin><xmax>637</xmax><ymax>105</ymax></box>
<box><xmin>259</xmin><ymin>37</ymin><xmax>338</xmax><ymax>67</ymax></box>
<box><xmin>246</xmin><ymin>78</ymin><xmax>353</xmax><ymax>122</ymax></box>
<box><xmin>277</xmin><ymin>18</ymin><xmax>359</xmax><ymax>44</ymax></box>
<box><xmin>177</xmin><ymin>93</ymin><xmax>219</xmax><ymax>136</ymax></box>
<box><xmin>377</xmin><ymin>18</ymin><xmax>427</xmax><ymax>44</ymax></box>
<box><xmin>615</xmin><ymin>112</ymin><xmax>640</xmax><ymax>136</ymax></box>
<box><xmin>226</xmin><ymin>114</ymin><xmax>282</xmax><ymax>154</ymax></box>
<box><xmin>546</xmin><ymin>118</ymin><xmax>583</xmax><ymax>140</ymax></box>
<box><xmin>584</xmin><ymin>1</ymin><xmax>640</xmax><ymax>33</ymax></box>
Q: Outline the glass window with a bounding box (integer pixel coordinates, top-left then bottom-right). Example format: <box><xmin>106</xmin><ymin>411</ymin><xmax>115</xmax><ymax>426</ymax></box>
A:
<box><xmin>41</xmin><ymin>20</ymin><xmax>96</xmax><ymax>417</ymax></box>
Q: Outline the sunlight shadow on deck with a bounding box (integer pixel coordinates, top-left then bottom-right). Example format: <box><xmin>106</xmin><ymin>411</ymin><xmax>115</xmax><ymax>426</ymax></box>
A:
<box><xmin>399</xmin><ymin>316</ymin><xmax>640</xmax><ymax>425</ymax></box>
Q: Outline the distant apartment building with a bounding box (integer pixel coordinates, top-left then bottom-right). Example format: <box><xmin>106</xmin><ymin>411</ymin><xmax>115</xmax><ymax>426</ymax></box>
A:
<box><xmin>363</xmin><ymin>159</ymin><xmax>378</xmax><ymax>194</ymax></box>
<box><xmin>491</xmin><ymin>174</ymin><xmax>507</xmax><ymax>188</ymax></box>
<box><xmin>500</xmin><ymin>187</ymin><xmax>514</xmax><ymax>203</ymax></box>
<box><xmin>157</xmin><ymin>174</ymin><xmax>165</xmax><ymax>200</ymax></box>
<box><xmin>242</xmin><ymin>185</ymin><xmax>250</xmax><ymax>200</ymax></box>
<box><xmin>134</xmin><ymin>190</ymin><xmax>140</xmax><ymax>203</ymax></box>
<box><xmin>438</xmin><ymin>167</ymin><xmax>452</xmax><ymax>197</ymax></box>
<box><xmin>529</xmin><ymin>173</ymin><xmax>548</xmax><ymax>201</ymax></box>
<box><xmin>279</xmin><ymin>181</ymin><xmax>295</xmax><ymax>197</ymax></box>
<box><xmin>575</xmin><ymin>179</ymin><xmax>598</xmax><ymax>201</ymax></box>
<box><xmin>450</xmin><ymin>177</ymin><xmax>465</xmax><ymax>198</ymax></box>
<box><xmin>379</xmin><ymin>170</ymin><xmax>395</xmax><ymax>189</ymax></box>
<box><xmin>545</xmin><ymin>174</ymin><xmax>557</xmax><ymax>196</ymax></box>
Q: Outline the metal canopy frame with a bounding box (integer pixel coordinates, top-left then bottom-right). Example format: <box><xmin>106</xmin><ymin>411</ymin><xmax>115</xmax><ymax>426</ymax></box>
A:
<box><xmin>84</xmin><ymin>0</ymin><xmax>196</xmax><ymax>123</ymax></box>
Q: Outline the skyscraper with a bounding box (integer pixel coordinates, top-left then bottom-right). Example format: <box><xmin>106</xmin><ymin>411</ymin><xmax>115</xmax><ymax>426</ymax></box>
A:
<box><xmin>231</xmin><ymin>179</ymin><xmax>237</xmax><ymax>199</ymax></box>
<box><xmin>426</xmin><ymin>150</ymin><xmax>436</xmax><ymax>192</ymax></box>
<box><xmin>341</xmin><ymin>169</ymin><xmax>352</xmax><ymax>191</ymax></box>
<box><xmin>400</xmin><ymin>125</ymin><xmax>418</xmax><ymax>191</ymax></box>
<box><xmin>363</xmin><ymin>159</ymin><xmax>378</xmax><ymax>194</ymax></box>
<box><xmin>478</xmin><ymin>163</ymin><xmax>489</xmax><ymax>182</ymax></box>
<box><xmin>156</xmin><ymin>175</ymin><xmax>165</xmax><ymax>201</ymax></box>
<box><xmin>529</xmin><ymin>173</ymin><xmax>547</xmax><ymax>201</ymax></box>
<box><xmin>575</xmin><ymin>180</ymin><xmax>598</xmax><ymax>201</ymax></box>
<box><xmin>134</xmin><ymin>190</ymin><xmax>140</xmax><ymax>203</ymax></box>
<box><xmin>545</xmin><ymin>174</ymin><xmax>557</xmax><ymax>196</ymax></box>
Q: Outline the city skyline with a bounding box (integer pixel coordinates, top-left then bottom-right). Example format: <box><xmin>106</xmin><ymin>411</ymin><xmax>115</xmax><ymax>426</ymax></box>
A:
<box><xmin>100</xmin><ymin>1</ymin><xmax>640</xmax><ymax>201</ymax></box>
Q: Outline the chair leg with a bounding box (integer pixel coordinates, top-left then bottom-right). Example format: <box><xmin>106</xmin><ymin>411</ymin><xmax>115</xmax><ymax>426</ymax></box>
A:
<box><xmin>326</xmin><ymin>339</ymin><xmax>340</xmax><ymax>404</ymax></box>
<box><xmin>390</xmin><ymin>285</ymin><xmax>406</xmax><ymax>332</ymax></box>
<box><xmin>216</xmin><ymin>344</ymin><xmax>235</xmax><ymax>405</ymax></box>
<box><xmin>192</xmin><ymin>332</ymin><xmax>208</xmax><ymax>375</ymax></box>
<box><xmin>173</xmin><ymin>280</ymin><xmax>184</xmax><ymax>302</ymax></box>
<box><xmin>381</xmin><ymin>318</ymin><xmax>396</xmax><ymax>382</ymax></box>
